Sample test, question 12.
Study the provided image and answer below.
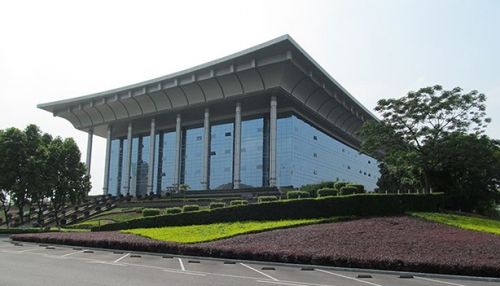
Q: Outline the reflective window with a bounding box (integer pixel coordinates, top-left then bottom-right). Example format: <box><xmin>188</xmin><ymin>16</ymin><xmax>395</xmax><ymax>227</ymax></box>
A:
<box><xmin>210</xmin><ymin>122</ymin><xmax>234</xmax><ymax>189</ymax></box>
<box><xmin>182</xmin><ymin>127</ymin><xmax>203</xmax><ymax>190</ymax></box>
<box><xmin>276</xmin><ymin>115</ymin><xmax>380</xmax><ymax>191</ymax></box>
<box><xmin>107</xmin><ymin>139</ymin><xmax>121</xmax><ymax>196</ymax></box>
<box><xmin>159</xmin><ymin>131</ymin><xmax>176</xmax><ymax>192</ymax></box>
<box><xmin>240</xmin><ymin>118</ymin><xmax>264</xmax><ymax>187</ymax></box>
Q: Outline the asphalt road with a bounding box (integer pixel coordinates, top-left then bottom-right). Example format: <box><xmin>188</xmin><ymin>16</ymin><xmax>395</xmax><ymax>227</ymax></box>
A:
<box><xmin>0</xmin><ymin>236</ymin><xmax>498</xmax><ymax>286</ymax></box>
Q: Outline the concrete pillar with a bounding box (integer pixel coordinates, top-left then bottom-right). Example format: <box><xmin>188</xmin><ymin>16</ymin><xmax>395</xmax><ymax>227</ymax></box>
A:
<box><xmin>148</xmin><ymin>118</ymin><xmax>156</xmax><ymax>194</ymax></box>
<box><xmin>233</xmin><ymin>103</ymin><xmax>242</xmax><ymax>189</ymax></box>
<box><xmin>102</xmin><ymin>126</ymin><xmax>112</xmax><ymax>195</ymax></box>
<box><xmin>85</xmin><ymin>129</ymin><xmax>93</xmax><ymax>176</ymax></box>
<box><xmin>201</xmin><ymin>108</ymin><xmax>210</xmax><ymax>190</ymax></box>
<box><xmin>269</xmin><ymin>96</ymin><xmax>277</xmax><ymax>187</ymax></box>
<box><xmin>173</xmin><ymin>114</ymin><xmax>182</xmax><ymax>189</ymax></box>
<box><xmin>124</xmin><ymin>123</ymin><xmax>133</xmax><ymax>195</ymax></box>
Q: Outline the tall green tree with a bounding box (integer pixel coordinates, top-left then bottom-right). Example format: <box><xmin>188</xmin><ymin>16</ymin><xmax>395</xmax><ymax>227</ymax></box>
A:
<box><xmin>360</xmin><ymin>85</ymin><xmax>498</xmax><ymax>212</ymax></box>
<box><xmin>46</xmin><ymin>137</ymin><xmax>90</xmax><ymax>228</ymax></box>
<box><xmin>0</xmin><ymin>127</ymin><xmax>26</xmax><ymax>226</ymax></box>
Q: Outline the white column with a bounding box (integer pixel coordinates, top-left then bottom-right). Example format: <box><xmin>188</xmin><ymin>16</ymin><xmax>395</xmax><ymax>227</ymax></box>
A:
<box><xmin>233</xmin><ymin>103</ymin><xmax>242</xmax><ymax>189</ymax></box>
<box><xmin>148</xmin><ymin>118</ymin><xmax>156</xmax><ymax>194</ymax></box>
<box><xmin>102</xmin><ymin>126</ymin><xmax>112</xmax><ymax>195</ymax></box>
<box><xmin>124</xmin><ymin>123</ymin><xmax>133</xmax><ymax>195</ymax></box>
<box><xmin>269</xmin><ymin>96</ymin><xmax>277</xmax><ymax>187</ymax></box>
<box><xmin>85</xmin><ymin>129</ymin><xmax>93</xmax><ymax>176</ymax></box>
<box><xmin>201</xmin><ymin>108</ymin><xmax>210</xmax><ymax>190</ymax></box>
<box><xmin>173</xmin><ymin>114</ymin><xmax>182</xmax><ymax>189</ymax></box>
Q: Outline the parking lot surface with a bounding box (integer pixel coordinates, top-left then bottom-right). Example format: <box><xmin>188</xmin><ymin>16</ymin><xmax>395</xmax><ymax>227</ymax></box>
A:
<box><xmin>1</xmin><ymin>237</ymin><xmax>498</xmax><ymax>286</ymax></box>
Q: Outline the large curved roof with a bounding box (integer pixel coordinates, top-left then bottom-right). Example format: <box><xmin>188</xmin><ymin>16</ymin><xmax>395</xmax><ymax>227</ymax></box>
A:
<box><xmin>38</xmin><ymin>35</ymin><xmax>377</xmax><ymax>148</ymax></box>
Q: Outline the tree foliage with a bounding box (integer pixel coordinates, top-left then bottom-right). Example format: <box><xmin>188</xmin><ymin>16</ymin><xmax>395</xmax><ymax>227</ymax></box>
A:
<box><xmin>0</xmin><ymin>125</ymin><xmax>90</xmax><ymax>228</ymax></box>
<box><xmin>360</xmin><ymin>85</ymin><xmax>499</xmax><ymax>212</ymax></box>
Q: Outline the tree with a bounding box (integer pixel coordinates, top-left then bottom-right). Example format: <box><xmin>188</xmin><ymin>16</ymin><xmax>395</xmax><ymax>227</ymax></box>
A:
<box><xmin>360</xmin><ymin>85</ymin><xmax>499</xmax><ymax>212</ymax></box>
<box><xmin>46</xmin><ymin>137</ymin><xmax>90</xmax><ymax>229</ymax></box>
<box><xmin>0</xmin><ymin>127</ymin><xmax>26</xmax><ymax>226</ymax></box>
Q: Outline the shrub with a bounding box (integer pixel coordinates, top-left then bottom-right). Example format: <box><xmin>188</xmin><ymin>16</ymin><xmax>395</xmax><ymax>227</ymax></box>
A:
<box><xmin>165</xmin><ymin>207</ymin><xmax>182</xmax><ymax>215</ymax></box>
<box><xmin>182</xmin><ymin>205</ymin><xmax>200</xmax><ymax>213</ymax></box>
<box><xmin>0</xmin><ymin>218</ymin><xmax>2</xmax><ymax>223</ymax></box>
<box><xmin>136</xmin><ymin>194</ymin><xmax>142</xmax><ymax>200</ymax></box>
<box><xmin>340</xmin><ymin>186</ymin><xmax>361</xmax><ymax>195</ymax></box>
<box><xmin>287</xmin><ymin>191</ymin><xmax>309</xmax><ymax>199</ymax></box>
<box><xmin>334</xmin><ymin>181</ymin><xmax>349</xmax><ymax>190</ymax></box>
<box><xmin>95</xmin><ymin>206</ymin><xmax>101</xmax><ymax>211</ymax></box>
<box><xmin>94</xmin><ymin>194</ymin><xmax>445</xmax><ymax>232</ymax></box>
<box><xmin>258</xmin><ymin>196</ymin><xmax>279</xmax><ymax>203</ymax></box>
<box><xmin>84</xmin><ymin>211</ymin><xmax>90</xmax><ymax>217</ymax></box>
<box><xmin>142</xmin><ymin>208</ymin><xmax>161</xmax><ymax>217</ymax></box>
<box><xmin>135</xmin><ymin>208</ymin><xmax>144</xmax><ymax>214</ymax></box>
<box><xmin>317</xmin><ymin>188</ymin><xmax>338</xmax><ymax>197</ymax></box>
<box><xmin>299</xmin><ymin>181</ymin><xmax>336</xmax><ymax>197</ymax></box>
<box><xmin>71</xmin><ymin>214</ymin><xmax>78</xmax><ymax>220</ymax></box>
<box><xmin>105</xmin><ymin>203</ymin><xmax>111</xmax><ymax>208</ymax></box>
<box><xmin>61</xmin><ymin>210</ymin><xmax>66</xmax><ymax>215</ymax></box>
<box><xmin>348</xmin><ymin>184</ymin><xmax>365</xmax><ymax>193</ymax></box>
<box><xmin>210</xmin><ymin>202</ymin><xmax>226</xmax><ymax>210</ymax></box>
<box><xmin>74</xmin><ymin>206</ymin><xmax>79</xmax><ymax>211</ymax></box>
<box><xmin>230</xmin><ymin>200</ymin><xmax>248</xmax><ymax>206</ymax></box>
<box><xmin>60</xmin><ymin>219</ymin><xmax>67</xmax><ymax>225</ymax></box>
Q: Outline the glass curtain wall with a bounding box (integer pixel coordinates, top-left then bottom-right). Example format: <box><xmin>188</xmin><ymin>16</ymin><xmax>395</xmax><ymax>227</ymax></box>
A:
<box><xmin>240</xmin><ymin>118</ymin><xmax>264</xmax><ymax>188</ymax></box>
<box><xmin>181</xmin><ymin>127</ymin><xmax>204</xmax><ymax>190</ymax></box>
<box><xmin>209</xmin><ymin>123</ymin><xmax>234</xmax><ymax>189</ymax></box>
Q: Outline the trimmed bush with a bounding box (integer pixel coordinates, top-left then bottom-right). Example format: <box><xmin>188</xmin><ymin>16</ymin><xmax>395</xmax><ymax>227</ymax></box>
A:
<box><xmin>71</xmin><ymin>214</ymin><xmax>78</xmax><ymax>220</ymax></box>
<box><xmin>287</xmin><ymin>191</ymin><xmax>309</xmax><ymax>199</ymax></box>
<box><xmin>94</xmin><ymin>194</ymin><xmax>445</xmax><ymax>232</ymax></box>
<box><xmin>340</xmin><ymin>186</ymin><xmax>361</xmax><ymax>195</ymax></box>
<box><xmin>95</xmin><ymin>206</ymin><xmax>101</xmax><ymax>211</ymax></box>
<box><xmin>340</xmin><ymin>186</ymin><xmax>365</xmax><ymax>196</ymax></box>
<box><xmin>84</xmin><ymin>211</ymin><xmax>90</xmax><ymax>217</ymax></box>
<box><xmin>210</xmin><ymin>202</ymin><xmax>226</xmax><ymax>210</ymax></box>
<box><xmin>182</xmin><ymin>205</ymin><xmax>200</xmax><ymax>213</ymax></box>
<box><xmin>317</xmin><ymin>188</ymin><xmax>338</xmax><ymax>197</ymax></box>
<box><xmin>348</xmin><ymin>184</ymin><xmax>365</xmax><ymax>193</ymax></box>
<box><xmin>165</xmin><ymin>207</ymin><xmax>182</xmax><ymax>215</ymax></box>
<box><xmin>60</xmin><ymin>219</ymin><xmax>67</xmax><ymax>225</ymax></box>
<box><xmin>142</xmin><ymin>208</ymin><xmax>161</xmax><ymax>217</ymax></box>
<box><xmin>299</xmin><ymin>181</ymin><xmax>336</xmax><ymax>197</ymax></box>
<box><xmin>334</xmin><ymin>181</ymin><xmax>349</xmax><ymax>190</ymax></box>
<box><xmin>230</xmin><ymin>200</ymin><xmax>248</xmax><ymax>206</ymax></box>
<box><xmin>258</xmin><ymin>196</ymin><xmax>279</xmax><ymax>203</ymax></box>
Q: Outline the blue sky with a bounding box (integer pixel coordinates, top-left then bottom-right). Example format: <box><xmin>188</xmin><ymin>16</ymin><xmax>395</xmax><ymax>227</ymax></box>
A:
<box><xmin>1</xmin><ymin>0</ymin><xmax>499</xmax><ymax>195</ymax></box>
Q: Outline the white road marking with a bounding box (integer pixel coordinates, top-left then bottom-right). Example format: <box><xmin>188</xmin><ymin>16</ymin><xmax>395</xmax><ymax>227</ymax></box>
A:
<box><xmin>415</xmin><ymin>276</ymin><xmax>469</xmax><ymax>286</ymax></box>
<box><xmin>258</xmin><ymin>280</ymin><xmax>308</xmax><ymax>286</ymax></box>
<box><xmin>240</xmin><ymin>263</ymin><xmax>279</xmax><ymax>281</ymax></box>
<box><xmin>317</xmin><ymin>269</ymin><xmax>383</xmax><ymax>286</ymax></box>
<box><xmin>113</xmin><ymin>253</ymin><xmax>130</xmax><ymax>263</ymax></box>
<box><xmin>178</xmin><ymin>258</ymin><xmax>185</xmax><ymax>271</ymax></box>
<box><xmin>163</xmin><ymin>269</ymin><xmax>205</xmax><ymax>276</ymax></box>
<box><xmin>60</xmin><ymin>251</ymin><xmax>83</xmax><ymax>258</ymax></box>
<box><xmin>18</xmin><ymin>247</ymin><xmax>43</xmax><ymax>253</ymax></box>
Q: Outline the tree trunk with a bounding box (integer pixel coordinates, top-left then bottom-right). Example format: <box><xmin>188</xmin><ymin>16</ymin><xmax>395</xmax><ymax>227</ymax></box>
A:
<box><xmin>1</xmin><ymin>201</ymin><xmax>11</xmax><ymax>229</ymax></box>
<box><xmin>423</xmin><ymin>170</ymin><xmax>432</xmax><ymax>194</ymax></box>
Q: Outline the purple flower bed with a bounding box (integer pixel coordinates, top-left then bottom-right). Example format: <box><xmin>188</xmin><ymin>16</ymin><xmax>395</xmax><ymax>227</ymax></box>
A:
<box><xmin>11</xmin><ymin>216</ymin><xmax>500</xmax><ymax>278</ymax></box>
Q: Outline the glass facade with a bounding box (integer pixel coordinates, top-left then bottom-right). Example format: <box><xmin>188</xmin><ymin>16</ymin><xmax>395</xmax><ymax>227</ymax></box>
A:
<box><xmin>210</xmin><ymin>123</ymin><xmax>234</xmax><ymax>189</ymax></box>
<box><xmin>240</xmin><ymin>118</ymin><xmax>265</xmax><ymax>188</ymax></box>
<box><xmin>276</xmin><ymin>115</ymin><xmax>379</xmax><ymax>191</ymax></box>
<box><xmin>181</xmin><ymin>127</ymin><xmax>204</xmax><ymax>190</ymax></box>
<box><xmin>106</xmin><ymin>113</ymin><xmax>379</xmax><ymax>195</ymax></box>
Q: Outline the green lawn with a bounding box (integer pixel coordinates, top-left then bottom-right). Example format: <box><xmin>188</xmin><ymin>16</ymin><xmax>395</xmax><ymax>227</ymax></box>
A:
<box><xmin>411</xmin><ymin>212</ymin><xmax>500</xmax><ymax>235</ymax></box>
<box><xmin>122</xmin><ymin>217</ymin><xmax>350</xmax><ymax>243</ymax></box>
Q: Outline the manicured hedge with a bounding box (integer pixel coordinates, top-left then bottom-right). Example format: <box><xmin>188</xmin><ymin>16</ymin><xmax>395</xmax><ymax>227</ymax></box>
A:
<box><xmin>142</xmin><ymin>208</ymin><xmax>161</xmax><ymax>217</ymax></box>
<box><xmin>340</xmin><ymin>186</ymin><xmax>362</xmax><ymax>195</ymax></box>
<box><xmin>230</xmin><ymin>200</ymin><xmax>248</xmax><ymax>206</ymax></box>
<box><xmin>93</xmin><ymin>193</ymin><xmax>444</xmax><ymax>231</ymax></box>
<box><xmin>165</xmin><ymin>207</ymin><xmax>182</xmax><ymax>215</ymax></box>
<box><xmin>257</xmin><ymin>196</ymin><xmax>279</xmax><ymax>203</ymax></box>
<box><xmin>287</xmin><ymin>191</ymin><xmax>309</xmax><ymax>199</ymax></box>
<box><xmin>182</xmin><ymin>205</ymin><xmax>200</xmax><ymax>213</ymax></box>
<box><xmin>317</xmin><ymin>188</ymin><xmax>338</xmax><ymax>197</ymax></box>
<box><xmin>209</xmin><ymin>202</ymin><xmax>225</xmax><ymax>210</ymax></box>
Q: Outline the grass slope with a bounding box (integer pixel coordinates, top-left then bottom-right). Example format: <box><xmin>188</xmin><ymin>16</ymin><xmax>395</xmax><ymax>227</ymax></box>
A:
<box><xmin>411</xmin><ymin>212</ymin><xmax>500</xmax><ymax>235</ymax></box>
<box><xmin>122</xmin><ymin>217</ymin><xmax>348</xmax><ymax>243</ymax></box>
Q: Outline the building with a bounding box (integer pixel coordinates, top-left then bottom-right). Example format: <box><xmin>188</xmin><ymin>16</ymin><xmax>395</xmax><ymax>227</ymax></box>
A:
<box><xmin>38</xmin><ymin>35</ymin><xmax>380</xmax><ymax>196</ymax></box>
